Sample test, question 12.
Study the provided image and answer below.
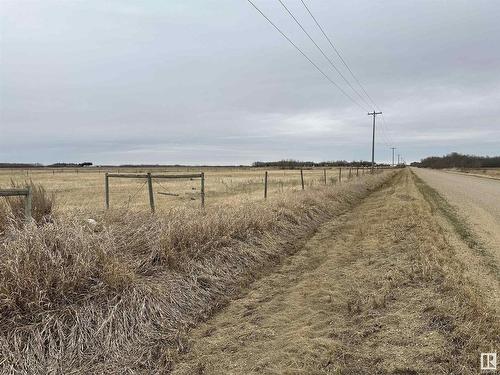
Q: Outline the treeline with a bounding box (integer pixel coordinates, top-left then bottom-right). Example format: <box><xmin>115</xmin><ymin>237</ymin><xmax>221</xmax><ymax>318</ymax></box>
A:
<box><xmin>252</xmin><ymin>159</ymin><xmax>377</xmax><ymax>169</ymax></box>
<box><xmin>49</xmin><ymin>162</ymin><xmax>93</xmax><ymax>167</ymax></box>
<box><xmin>0</xmin><ymin>163</ymin><xmax>43</xmax><ymax>168</ymax></box>
<box><xmin>0</xmin><ymin>162</ymin><xmax>93</xmax><ymax>168</ymax></box>
<box><xmin>414</xmin><ymin>153</ymin><xmax>500</xmax><ymax>169</ymax></box>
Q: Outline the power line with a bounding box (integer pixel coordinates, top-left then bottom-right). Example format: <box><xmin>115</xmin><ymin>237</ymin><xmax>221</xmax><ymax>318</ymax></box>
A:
<box><xmin>378</xmin><ymin>118</ymin><xmax>394</xmax><ymax>147</ymax></box>
<box><xmin>246</xmin><ymin>0</ymin><xmax>367</xmax><ymax>111</ymax></box>
<box><xmin>277</xmin><ymin>0</ymin><xmax>371</xmax><ymax>110</ymax></box>
<box><xmin>299</xmin><ymin>0</ymin><xmax>399</xmax><ymax>159</ymax></box>
<box><xmin>378</xmin><ymin>113</ymin><xmax>396</xmax><ymax>151</ymax></box>
<box><xmin>380</xmin><ymin>113</ymin><xmax>396</xmax><ymax>145</ymax></box>
<box><xmin>300</xmin><ymin>0</ymin><xmax>379</xmax><ymax>111</ymax></box>
<box><xmin>247</xmin><ymin>0</ymin><xmax>399</xmax><ymax>165</ymax></box>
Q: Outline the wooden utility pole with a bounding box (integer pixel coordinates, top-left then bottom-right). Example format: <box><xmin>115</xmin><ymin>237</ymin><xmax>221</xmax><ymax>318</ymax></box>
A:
<box><xmin>391</xmin><ymin>147</ymin><xmax>396</xmax><ymax>167</ymax></box>
<box><xmin>368</xmin><ymin>111</ymin><xmax>382</xmax><ymax>173</ymax></box>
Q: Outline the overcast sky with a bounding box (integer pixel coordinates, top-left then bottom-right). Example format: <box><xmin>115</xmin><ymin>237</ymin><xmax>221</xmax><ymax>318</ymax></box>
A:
<box><xmin>1</xmin><ymin>0</ymin><xmax>499</xmax><ymax>165</ymax></box>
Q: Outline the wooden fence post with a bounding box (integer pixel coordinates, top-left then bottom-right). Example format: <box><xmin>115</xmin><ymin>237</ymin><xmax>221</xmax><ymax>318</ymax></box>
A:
<box><xmin>356</xmin><ymin>167</ymin><xmax>359</xmax><ymax>177</ymax></box>
<box><xmin>105</xmin><ymin>173</ymin><xmax>110</xmax><ymax>209</ymax></box>
<box><xmin>147</xmin><ymin>172</ymin><xmax>155</xmax><ymax>213</ymax></box>
<box><xmin>339</xmin><ymin>167</ymin><xmax>342</xmax><ymax>184</ymax></box>
<box><xmin>200</xmin><ymin>172</ymin><xmax>205</xmax><ymax>208</ymax></box>
<box><xmin>264</xmin><ymin>171</ymin><xmax>268</xmax><ymax>199</ymax></box>
<box><xmin>25</xmin><ymin>186</ymin><xmax>32</xmax><ymax>223</ymax></box>
<box><xmin>300</xmin><ymin>169</ymin><xmax>304</xmax><ymax>190</ymax></box>
<box><xmin>349</xmin><ymin>167</ymin><xmax>352</xmax><ymax>179</ymax></box>
<box><xmin>323</xmin><ymin>169</ymin><xmax>327</xmax><ymax>185</ymax></box>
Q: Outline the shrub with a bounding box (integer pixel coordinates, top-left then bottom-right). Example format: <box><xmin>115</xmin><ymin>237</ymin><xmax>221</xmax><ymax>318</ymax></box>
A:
<box><xmin>4</xmin><ymin>180</ymin><xmax>54</xmax><ymax>224</ymax></box>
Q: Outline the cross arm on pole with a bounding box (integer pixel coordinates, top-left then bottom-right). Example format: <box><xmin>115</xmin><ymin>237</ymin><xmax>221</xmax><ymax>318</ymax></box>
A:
<box><xmin>368</xmin><ymin>111</ymin><xmax>382</xmax><ymax>173</ymax></box>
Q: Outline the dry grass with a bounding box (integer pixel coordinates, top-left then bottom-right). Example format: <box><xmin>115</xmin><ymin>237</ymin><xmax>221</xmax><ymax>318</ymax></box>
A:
<box><xmin>0</xmin><ymin>180</ymin><xmax>54</xmax><ymax>233</ymax></box>
<box><xmin>170</xmin><ymin>169</ymin><xmax>499</xmax><ymax>375</ymax></box>
<box><xmin>0</xmin><ymin>169</ymin><xmax>393</xmax><ymax>374</ymax></box>
<box><xmin>395</xmin><ymin>172</ymin><xmax>499</xmax><ymax>373</ymax></box>
<box><xmin>0</xmin><ymin>166</ymin><xmax>361</xmax><ymax>212</ymax></box>
<box><xmin>451</xmin><ymin>167</ymin><xmax>500</xmax><ymax>179</ymax></box>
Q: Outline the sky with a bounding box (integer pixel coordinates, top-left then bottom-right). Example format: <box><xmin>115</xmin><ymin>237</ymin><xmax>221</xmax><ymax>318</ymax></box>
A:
<box><xmin>1</xmin><ymin>0</ymin><xmax>499</xmax><ymax>165</ymax></box>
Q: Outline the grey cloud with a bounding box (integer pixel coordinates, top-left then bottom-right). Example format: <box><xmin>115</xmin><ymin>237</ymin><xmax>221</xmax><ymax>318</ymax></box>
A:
<box><xmin>1</xmin><ymin>0</ymin><xmax>499</xmax><ymax>164</ymax></box>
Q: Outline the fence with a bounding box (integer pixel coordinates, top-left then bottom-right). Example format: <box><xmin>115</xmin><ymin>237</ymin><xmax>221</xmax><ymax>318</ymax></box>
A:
<box><xmin>105</xmin><ymin>172</ymin><xmax>205</xmax><ymax>212</ymax></box>
<box><xmin>0</xmin><ymin>187</ymin><xmax>32</xmax><ymax>223</ymax></box>
<box><xmin>261</xmin><ymin>166</ymin><xmax>388</xmax><ymax>199</ymax></box>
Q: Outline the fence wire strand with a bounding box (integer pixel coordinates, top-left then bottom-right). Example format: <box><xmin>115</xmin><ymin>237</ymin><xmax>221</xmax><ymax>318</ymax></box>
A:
<box><xmin>119</xmin><ymin>180</ymin><xmax>148</xmax><ymax>210</ymax></box>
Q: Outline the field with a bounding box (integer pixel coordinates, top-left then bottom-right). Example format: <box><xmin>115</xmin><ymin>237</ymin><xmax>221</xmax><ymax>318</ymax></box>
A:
<box><xmin>0</xmin><ymin>166</ymin><xmax>366</xmax><ymax>212</ymax></box>
<box><xmin>0</xmin><ymin>167</ymin><xmax>498</xmax><ymax>374</ymax></box>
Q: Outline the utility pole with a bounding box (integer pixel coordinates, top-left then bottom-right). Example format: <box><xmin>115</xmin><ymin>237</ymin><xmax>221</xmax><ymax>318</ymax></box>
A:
<box><xmin>368</xmin><ymin>111</ymin><xmax>382</xmax><ymax>173</ymax></box>
<box><xmin>391</xmin><ymin>147</ymin><xmax>396</xmax><ymax>167</ymax></box>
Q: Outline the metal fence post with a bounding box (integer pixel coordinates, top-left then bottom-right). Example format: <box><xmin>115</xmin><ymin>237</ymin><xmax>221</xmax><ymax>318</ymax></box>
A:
<box><xmin>339</xmin><ymin>167</ymin><xmax>342</xmax><ymax>184</ymax></box>
<box><xmin>147</xmin><ymin>172</ymin><xmax>155</xmax><ymax>212</ymax></box>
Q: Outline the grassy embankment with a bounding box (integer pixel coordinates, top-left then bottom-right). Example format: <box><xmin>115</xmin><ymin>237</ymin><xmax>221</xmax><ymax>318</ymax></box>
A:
<box><xmin>0</xmin><ymin>169</ymin><xmax>394</xmax><ymax>373</ymax></box>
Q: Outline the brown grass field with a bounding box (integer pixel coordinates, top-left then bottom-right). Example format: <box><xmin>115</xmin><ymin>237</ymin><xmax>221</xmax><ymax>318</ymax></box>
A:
<box><xmin>0</xmin><ymin>166</ymin><xmax>358</xmax><ymax>212</ymax></box>
<box><xmin>0</xmin><ymin>167</ymin><xmax>498</xmax><ymax>374</ymax></box>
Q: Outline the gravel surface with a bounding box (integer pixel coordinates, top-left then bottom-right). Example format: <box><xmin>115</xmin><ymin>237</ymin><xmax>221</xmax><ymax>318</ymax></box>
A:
<box><xmin>413</xmin><ymin>167</ymin><xmax>500</xmax><ymax>265</ymax></box>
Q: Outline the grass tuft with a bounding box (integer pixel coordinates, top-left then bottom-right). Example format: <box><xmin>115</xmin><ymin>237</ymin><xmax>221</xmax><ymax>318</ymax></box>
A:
<box><xmin>0</xmin><ymin>180</ymin><xmax>54</xmax><ymax>232</ymax></box>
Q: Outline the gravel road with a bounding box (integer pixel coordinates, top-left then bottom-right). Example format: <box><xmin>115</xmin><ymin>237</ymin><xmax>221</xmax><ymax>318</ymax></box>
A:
<box><xmin>413</xmin><ymin>167</ymin><xmax>500</xmax><ymax>265</ymax></box>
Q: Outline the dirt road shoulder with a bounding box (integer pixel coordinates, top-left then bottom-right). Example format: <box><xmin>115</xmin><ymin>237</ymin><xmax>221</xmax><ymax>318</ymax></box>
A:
<box><xmin>171</xmin><ymin>169</ymin><xmax>499</xmax><ymax>374</ymax></box>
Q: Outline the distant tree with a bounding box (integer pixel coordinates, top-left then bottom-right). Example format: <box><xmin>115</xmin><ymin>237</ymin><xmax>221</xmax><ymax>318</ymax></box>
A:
<box><xmin>416</xmin><ymin>152</ymin><xmax>500</xmax><ymax>169</ymax></box>
<box><xmin>0</xmin><ymin>163</ymin><xmax>42</xmax><ymax>168</ymax></box>
<box><xmin>252</xmin><ymin>159</ymin><xmax>374</xmax><ymax>169</ymax></box>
